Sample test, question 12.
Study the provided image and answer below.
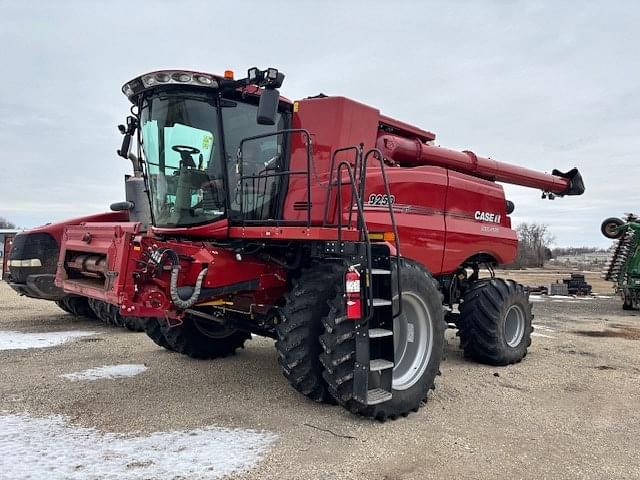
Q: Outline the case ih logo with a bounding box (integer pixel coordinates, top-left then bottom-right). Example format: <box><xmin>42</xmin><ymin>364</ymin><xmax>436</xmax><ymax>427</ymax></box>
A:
<box><xmin>475</xmin><ymin>211</ymin><xmax>501</xmax><ymax>223</ymax></box>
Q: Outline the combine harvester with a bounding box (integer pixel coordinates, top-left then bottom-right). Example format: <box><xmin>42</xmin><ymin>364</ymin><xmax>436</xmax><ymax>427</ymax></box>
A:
<box><xmin>3</xmin><ymin>160</ymin><xmax>151</xmax><ymax>330</ymax></box>
<box><xmin>601</xmin><ymin>215</ymin><xmax>640</xmax><ymax>310</ymax></box>
<box><xmin>15</xmin><ymin>67</ymin><xmax>584</xmax><ymax>419</ymax></box>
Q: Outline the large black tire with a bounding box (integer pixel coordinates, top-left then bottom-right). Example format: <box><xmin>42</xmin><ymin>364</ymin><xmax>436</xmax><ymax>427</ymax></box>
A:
<box><xmin>275</xmin><ymin>263</ymin><xmax>343</xmax><ymax>403</ymax></box>
<box><xmin>122</xmin><ymin>315</ymin><xmax>146</xmax><ymax>332</ymax></box>
<box><xmin>320</xmin><ymin>259</ymin><xmax>446</xmax><ymax>420</ymax></box>
<box><xmin>622</xmin><ymin>290</ymin><xmax>639</xmax><ymax>311</ymax></box>
<box><xmin>55</xmin><ymin>297</ymin><xmax>74</xmax><ymax>314</ymax></box>
<box><xmin>601</xmin><ymin>217</ymin><xmax>624</xmax><ymax>239</ymax></box>
<box><xmin>143</xmin><ymin>318</ymin><xmax>176</xmax><ymax>351</ymax></box>
<box><xmin>108</xmin><ymin>304</ymin><xmax>126</xmax><ymax>328</ymax></box>
<box><xmin>161</xmin><ymin>314</ymin><xmax>251</xmax><ymax>359</ymax></box>
<box><xmin>61</xmin><ymin>295</ymin><xmax>96</xmax><ymax>318</ymax></box>
<box><xmin>458</xmin><ymin>278</ymin><xmax>533</xmax><ymax>366</ymax></box>
<box><xmin>88</xmin><ymin>299</ymin><xmax>115</xmax><ymax>325</ymax></box>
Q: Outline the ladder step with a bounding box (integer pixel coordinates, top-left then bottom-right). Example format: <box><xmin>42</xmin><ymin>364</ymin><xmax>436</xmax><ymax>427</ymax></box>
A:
<box><xmin>370</xmin><ymin>268</ymin><xmax>391</xmax><ymax>275</ymax></box>
<box><xmin>367</xmin><ymin>388</ymin><xmax>392</xmax><ymax>405</ymax></box>
<box><xmin>369</xmin><ymin>328</ymin><xmax>393</xmax><ymax>338</ymax></box>
<box><xmin>372</xmin><ymin>298</ymin><xmax>392</xmax><ymax>307</ymax></box>
<box><xmin>370</xmin><ymin>359</ymin><xmax>394</xmax><ymax>371</ymax></box>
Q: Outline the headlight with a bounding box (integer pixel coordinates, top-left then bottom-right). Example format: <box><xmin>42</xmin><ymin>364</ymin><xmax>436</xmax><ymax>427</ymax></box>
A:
<box><xmin>8</xmin><ymin>259</ymin><xmax>43</xmax><ymax>267</ymax></box>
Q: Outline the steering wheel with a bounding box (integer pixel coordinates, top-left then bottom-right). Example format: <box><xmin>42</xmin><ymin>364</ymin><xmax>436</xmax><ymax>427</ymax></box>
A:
<box><xmin>172</xmin><ymin>145</ymin><xmax>201</xmax><ymax>168</ymax></box>
<box><xmin>172</xmin><ymin>145</ymin><xmax>200</xmax><ymax>155</ymax></box>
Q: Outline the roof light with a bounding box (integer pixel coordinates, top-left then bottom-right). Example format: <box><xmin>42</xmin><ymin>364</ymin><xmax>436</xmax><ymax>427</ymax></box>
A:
<box><xmin>172</xmin><ymin>72</ymin><xmax>191</xmax><ymax>82</ymax></box>
<box><xmin>224</xmin><ymin>70</ymin><xmax>234</xmax><ymax>79</ymax></box>
<box><xmin>248</xmin><ymin>67</ymin><xmax>259</xmax><ymax>82</ymax></box>
<box><xmin>155</xmin><ymin>72</ymin><xmax>170</xmax><ymax>82</ymax></box>
<box><xmin>195</xmin><ymin>74</ymin><xmax>213</xmax><ymax>85</ymax></box>
<box><xmin>266</xmin><ymin>68</ymin><xmax>278</xmax><ymax>80</ymax></box>
<box><xmin>121</xmin><ymin>70</ymin><xmax>221</xmax><ymax>102</ymax></box>
<box><xmin>122</xmin><ymin>83</ymin><xmax>134</xmax><ymax>97</ymax></box>
<box><xmin>142</xmin><ymin>75</ymin><xmax>156</xmax><ymax>86</ymax></box>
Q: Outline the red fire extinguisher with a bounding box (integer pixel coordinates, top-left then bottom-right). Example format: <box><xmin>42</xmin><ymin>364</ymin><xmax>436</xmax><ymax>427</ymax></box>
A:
<box><xmin>345</xmin><ymin>266</ymin><xmax>362</xmax><ymax>320</ymax></box>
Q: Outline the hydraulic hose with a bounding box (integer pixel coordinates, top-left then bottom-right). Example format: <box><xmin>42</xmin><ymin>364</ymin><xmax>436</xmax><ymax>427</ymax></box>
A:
<box><xmin>150</xmin><ymin>247</ymin><xmax>208</xmax><ymax>309</ymax></box>
<box><xmin>170</xmin><ymin>266</ymin><xmax>208</xmax><ymax>309</ymax></box>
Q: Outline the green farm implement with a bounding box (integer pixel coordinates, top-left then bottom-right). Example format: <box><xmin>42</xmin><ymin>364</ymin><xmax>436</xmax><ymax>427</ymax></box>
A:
<box><xmin>601</xmin><ymin>214</ymin><xmax>640</xmax><ymax>310</ymax></box>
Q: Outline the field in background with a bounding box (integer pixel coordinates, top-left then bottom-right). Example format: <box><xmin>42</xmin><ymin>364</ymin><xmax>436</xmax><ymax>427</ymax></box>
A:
<box><xmin>496</xmin><ymin>267</ymin><xmax>613</xmax><ymax>295</ymax></box>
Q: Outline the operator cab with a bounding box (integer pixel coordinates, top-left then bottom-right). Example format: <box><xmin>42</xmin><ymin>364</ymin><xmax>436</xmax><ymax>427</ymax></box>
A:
<box><xmin>120</xmin><ymin>68</ymin><xmax>290</xmax><ymax>229</ymax></box>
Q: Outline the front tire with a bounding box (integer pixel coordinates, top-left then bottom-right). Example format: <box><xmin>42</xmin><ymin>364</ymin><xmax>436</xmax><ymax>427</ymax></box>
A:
<box><xmin>143</xmin><ymin>318</ymin><xmax>175</xmax><ymax>351</ymax></box>
<box><xmin>161</xmin><ymin>314</ymin><xmax>251</xmax><ymax>359</ymax></box>
<box><xmin>275</xmin><ymin>263</ymin><xmax>342</xmax><ymax>403</ymax></box>
<box><xmin>320</xmin><ymin>259</ymin><xmax>446</xmax><ymax>420</ymax></box>
<box><xmin>55</xmin><ymin>297</ymin><xmax>74</xmax><ymax>314</ymax></box>
<box><xmin>458</xmin><ymin>278</ymin><xmax>533</xmax><ymax>366</ymax></box>
<box><xmin>61</xmin><ymin>295</ymin><xmax>96</xmax><ymax>318</ymax></box>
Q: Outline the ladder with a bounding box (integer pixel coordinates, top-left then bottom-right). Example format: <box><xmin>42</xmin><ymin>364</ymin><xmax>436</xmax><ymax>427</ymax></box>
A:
<box><xmin>324</xmin><ymin>146</ymin><xmax>401</xmax><ymax>406</ymax></box>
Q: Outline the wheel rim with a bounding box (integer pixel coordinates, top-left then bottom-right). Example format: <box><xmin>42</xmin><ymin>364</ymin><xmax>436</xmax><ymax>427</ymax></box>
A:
<box><xmin>392</xmin><ymin>292</ymin><xmax>434</xmax><ymax>391</ymax></box>
<box><xmin>504</xmin><ymin>304</ymin><xmax>525</xmax><ymax>347</ymax></box>
<box><xmin>605</xmin><ymin>224</ymin><xmax>618</xmax><ymax>236</ymax></box>
<box><xmin>192</xmin><ymin>316</ymin><xmax>236</xmax><ymax>339</ymax></box>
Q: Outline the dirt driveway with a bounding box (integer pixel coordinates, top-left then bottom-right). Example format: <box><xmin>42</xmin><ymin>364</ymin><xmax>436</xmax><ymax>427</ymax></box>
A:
<box><xmin>0</xmin><ymin>283</ymin><xmax>639</xmax><ymax>479</ymax></box>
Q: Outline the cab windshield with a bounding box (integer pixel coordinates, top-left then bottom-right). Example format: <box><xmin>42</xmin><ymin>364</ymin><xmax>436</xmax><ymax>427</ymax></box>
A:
<box><xmin>141</xmin><ymin>93</ymin><xmax>224</xmax><ymax>228</ymax></box>
<box><xmin>140</xmin><ymin>91</ymin><xmax>287</xmax><ymax>228</ymax></box>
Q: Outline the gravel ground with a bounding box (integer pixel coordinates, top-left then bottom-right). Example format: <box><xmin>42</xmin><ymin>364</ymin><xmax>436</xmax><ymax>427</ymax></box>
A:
<box><xmin>1</xmin><ymin>282</ymin><xmax>639</xmax><ymax>479</ymax></box>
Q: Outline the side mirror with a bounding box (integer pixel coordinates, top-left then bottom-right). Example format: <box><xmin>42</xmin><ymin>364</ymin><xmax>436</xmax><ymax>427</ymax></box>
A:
<box><xmin>257</xmin><ymin>88</ymin><xmax>279</xmax><ymax>125</ymax></box>
<box><xmin>117</xmin><ymin>116</ymin><xmax>138</xmax><ymax>159</ymax></box>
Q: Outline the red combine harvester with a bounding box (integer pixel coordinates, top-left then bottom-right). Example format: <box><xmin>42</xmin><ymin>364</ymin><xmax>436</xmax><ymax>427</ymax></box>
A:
<box><xmin>54</xmin><ymin>67</ymin><xmax>584</xmax><ymax>419</ymax></box>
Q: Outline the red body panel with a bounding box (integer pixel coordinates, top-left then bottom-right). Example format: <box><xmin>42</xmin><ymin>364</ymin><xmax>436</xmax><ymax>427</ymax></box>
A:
<box><xmin>58</xmin><ymin>222</ymin><xmax>288</xmax><ymax>319</ymax></box>
<box><xmin>363</xmin><ymin>166</ymin><xmax>448</xmax><ymax>274</ymax></box>
<box><xmin>25</xmin><ymin>211</ymin><xmax>129</xmax><ymax>247</ymax></box>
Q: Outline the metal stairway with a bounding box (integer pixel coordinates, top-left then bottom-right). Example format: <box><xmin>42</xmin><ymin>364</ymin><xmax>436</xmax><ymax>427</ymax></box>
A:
<box><xmin>353</xmin><ymin>242</ymin><xmax>396</xmax><ymax>405</ymax></box>
<box><xmin>322</xmin><ymin>146</ymin><xmax>401</xmax><ymax>407</ymax></box>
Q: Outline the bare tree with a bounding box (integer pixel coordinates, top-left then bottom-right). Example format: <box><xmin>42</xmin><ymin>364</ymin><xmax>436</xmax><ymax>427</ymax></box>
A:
<box><xmin>0</xmin><ymin>217</ymin><xmax>16</xmax><ymax>229</ymax></box>
<box><xmin>513</xmin><ymin>223</ymin><xmax>555</xmax><ymax>268</ymax></box>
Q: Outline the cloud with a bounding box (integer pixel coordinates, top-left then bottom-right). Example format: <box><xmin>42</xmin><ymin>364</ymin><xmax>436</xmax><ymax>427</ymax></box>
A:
<box><xmin>0</xmin><ymin>0</ymin><xmax>638</xmax><ymax>246</ymax></box>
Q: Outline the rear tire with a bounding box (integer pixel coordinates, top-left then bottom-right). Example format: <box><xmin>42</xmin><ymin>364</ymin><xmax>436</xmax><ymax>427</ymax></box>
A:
<box><xmin>320</xmin><ymin>259</ymin><xmax>446</xmax><ymax>420</ymax></box>
<box><xmin>458</xmin><ymin>278</ymin><xmax>533</xmax><ymax>366</ymax></box>
<box><xmin>275</xmin><ymin>263</ymin><xmax>342</xmax><ymax>403</ymax></box>
<box><xmin>161</xmin><ymin>314</ymin><xmax>251</xmax><ymax>359</ymax></box>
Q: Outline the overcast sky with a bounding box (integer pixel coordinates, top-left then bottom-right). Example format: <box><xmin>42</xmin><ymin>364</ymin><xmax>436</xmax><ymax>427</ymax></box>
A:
<box><xmin>1</xmin><ymin>1</ymin><xmax>638</xmax><ymax>247</ymax></box>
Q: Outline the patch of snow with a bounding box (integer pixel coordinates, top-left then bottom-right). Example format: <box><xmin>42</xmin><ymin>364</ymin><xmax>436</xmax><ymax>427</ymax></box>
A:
<box><xmin>0</xmin><ymin>413</ymin><xmax>276</xmax><ymax>480</ymax></box>
<box><xmin>531</xmin><ymin>332</ymin><xmax>555</xmax><ymax>339</ymax></box>
<box><xmin>595</xmin><ymin>295</ymin><xmax>614</xmax><ymax>299</ymax></box>
<box><xmin>529</xmin><ymin>295</ymin><xmax>545</xmax><ymax>302</ymax></box>
<box><xmin>0</xmin><ymin>330</ymin><xmax>96</xmax><ymax>351</ymax></box>
<box><xmin>548</xmin><ymin>295</ymin><xmax>575</xmax><ymax>299</ymax></box>
<box><xmin>61</xmin><ymin>364</ymin><xmax>147</xmax><ymax>381</ymax></box>
<box><xmin>532</xmin><ymin>324</ymin><xmax>556</xmax><ymax>332</ymax></box>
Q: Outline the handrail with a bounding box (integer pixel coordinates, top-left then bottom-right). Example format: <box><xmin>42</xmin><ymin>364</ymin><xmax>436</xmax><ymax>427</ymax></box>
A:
<box><xmin>335</xmin><ymin>160</ymin><xmax>375</xmax><ymax>322</ymax></box>
<box><xmin>323</xmin><ymin>145</ymin><xmax>362</xmax><ymax>227</ymax></box>
<box><xmin>361</xmin><ymin>148</ymin><xmax>402</xmax><ymax>318</ymax></box>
